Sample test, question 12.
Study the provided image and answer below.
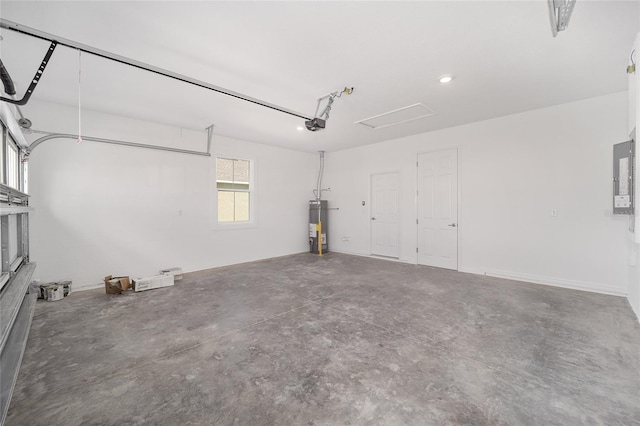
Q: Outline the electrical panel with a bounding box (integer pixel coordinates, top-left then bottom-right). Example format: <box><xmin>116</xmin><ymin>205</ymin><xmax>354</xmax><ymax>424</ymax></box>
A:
<box><xmin>613</xmin><ymin>140</ymin><xmax>635</xmax><ymax>215</ymax></box>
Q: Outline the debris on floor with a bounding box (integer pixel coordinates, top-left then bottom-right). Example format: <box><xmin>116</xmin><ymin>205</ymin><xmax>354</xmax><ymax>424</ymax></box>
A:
<box><xmin>103</xmin><ymin>273</ymin><xmax>175</xmax><ymax>294</ymax></box>
<box><xmin>44</xmin><ymin>285</ymin><xmax>64</xmax><ymax>302</ymax></box>
<box><xmin>160</xmin><ymin>267</ymin><xmax>183</xmax><ymax>281</ymax></box>
<box><xmin>30</xmin><ymin>280</ymin><xmax>73</xmax><ymax>301</ymax></box>
<box><xmin>132</xmin><ymin>274</ymin><xmax>174</xmax><ymax>292</ymax></box>
<box><xmin>104</xmin><ymin>275</ymin><xmax>131</xmax><ymax>294</ymax></box>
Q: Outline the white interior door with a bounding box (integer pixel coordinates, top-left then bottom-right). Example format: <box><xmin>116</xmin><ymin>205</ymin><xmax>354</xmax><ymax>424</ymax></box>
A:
<box><xmin>371</xmin><ymin>172</ymin><xmax>400</xmax><ymax>258</ymax></box>
<box><xmin>417</xmin><ymin>149</ymin><xmax>458</xmax><ymax>269</ymax></box>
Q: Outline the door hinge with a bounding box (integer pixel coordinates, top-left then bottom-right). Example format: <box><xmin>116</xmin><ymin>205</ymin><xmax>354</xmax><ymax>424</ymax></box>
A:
<box><xmin>416</xmin><ymin>247</ymin><xmax>419</xmax><ymax>253</ymax></box>
<box><xmin>416</xmin><ymin>219</ymin><xmax>418</xmax><ymax>224</ymax></box>
<box><xmin>416</xmin><ymin>161</ymin><xmax>419</xmax><ymax>167</ymax></box>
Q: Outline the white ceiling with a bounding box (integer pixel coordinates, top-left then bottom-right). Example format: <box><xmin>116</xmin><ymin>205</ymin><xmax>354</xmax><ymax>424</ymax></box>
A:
<box><xmin>0</xmin><ymin>1</ymin><xmax>638</xmax><ymax>153</ymax></box>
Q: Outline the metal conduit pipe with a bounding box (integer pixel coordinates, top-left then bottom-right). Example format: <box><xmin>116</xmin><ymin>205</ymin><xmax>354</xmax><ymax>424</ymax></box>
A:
<box><xmin>27</xmin><ymin>129</ymin><xmax>213</xmax><ymax>157</ymax></box>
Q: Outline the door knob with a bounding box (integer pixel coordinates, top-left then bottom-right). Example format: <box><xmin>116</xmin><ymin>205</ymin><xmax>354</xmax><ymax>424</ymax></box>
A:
<box><xmin>448</xmin><ymin>223</ymin><xmax>457</xmax><ymax>227</ymax></box>
<box><xmin>371</xmin><ymin>217</ymin><xmax>376</xmax><ymax>220</ymax></box>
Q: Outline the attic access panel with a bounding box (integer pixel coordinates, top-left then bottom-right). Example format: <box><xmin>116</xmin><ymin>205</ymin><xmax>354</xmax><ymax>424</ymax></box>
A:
<box><xmin>355</xmin><ymin>103</ymin><xmax>436</xmax><ymax>130</ymax></box>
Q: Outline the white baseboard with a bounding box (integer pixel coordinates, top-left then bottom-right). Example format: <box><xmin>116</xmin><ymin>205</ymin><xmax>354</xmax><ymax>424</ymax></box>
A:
<box><xmin>631</xmin><ymin>300</ymin><xmax>640</xmax><ymax>322</ymax></box>
<box><xmin>72</xmin><ymin>283</ymin><xmax>104</xmax><ymax>292</ymax></box>
<box><xmin>332</xmin><ymin>251</ymin><xmax>626</xmax><ymax>297</ymax></box>
<box><xmin>75</xmin><ymin>257</ymin><xmax>627</xmax><ymax>300</ymax></box>
<box><xmin>329</xmin><ymin>249</ymin><xmax>413</xmax><ymax>265</ymax></box>
<box><xmin>458</xmin><ymin>266</ymin><xmax>627</xmax><ymax>297</ymax></box>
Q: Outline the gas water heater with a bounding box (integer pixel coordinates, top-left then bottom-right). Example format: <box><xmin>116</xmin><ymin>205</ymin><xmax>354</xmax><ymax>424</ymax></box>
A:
<box><xmin>309</xmin><ymin>200</ymin><xmax>328</xmax><ymax>254</ymax></box>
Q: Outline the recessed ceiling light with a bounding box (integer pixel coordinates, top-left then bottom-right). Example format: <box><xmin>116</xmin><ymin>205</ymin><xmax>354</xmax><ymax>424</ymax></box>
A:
<box><xmin>296</xmin><ymin>126</ymin><xmax>304</xmax><ymax>131</ymax></box>
<box><xmin>439</xmin><ymin>74</ymin><xmax>454</xmax><ymax>84</ymax></box>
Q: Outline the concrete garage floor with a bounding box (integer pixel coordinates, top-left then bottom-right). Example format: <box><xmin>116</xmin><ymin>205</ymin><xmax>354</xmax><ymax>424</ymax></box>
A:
<box><xmin>6</xmin><ymin>253</ymin><xmax>640</xmax><ymax>425</ymax></box>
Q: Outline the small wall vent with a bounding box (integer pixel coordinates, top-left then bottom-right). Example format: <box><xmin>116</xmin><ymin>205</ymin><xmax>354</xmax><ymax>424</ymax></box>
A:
<box><xmin>355</xmin><ymin>103</ymin><xmax>436</xmax><ymax>129</ymax></box>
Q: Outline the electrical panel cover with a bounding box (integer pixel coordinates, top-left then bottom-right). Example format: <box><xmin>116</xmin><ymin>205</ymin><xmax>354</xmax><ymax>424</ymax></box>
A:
<box><xmin>613</xmin><ymin>140</ymin><xmax>634</xmax><ymax>215</ymax></box>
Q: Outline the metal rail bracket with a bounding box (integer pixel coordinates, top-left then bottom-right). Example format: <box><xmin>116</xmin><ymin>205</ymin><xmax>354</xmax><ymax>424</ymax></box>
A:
<box><xmin>0</xmin><ymin>41</ymin><xmax>57</xmax><ymax>106</ymax></box>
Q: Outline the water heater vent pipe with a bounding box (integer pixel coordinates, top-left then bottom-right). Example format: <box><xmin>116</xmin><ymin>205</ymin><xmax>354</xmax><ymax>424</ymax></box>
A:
<box><xmin>314</xmin><ymin>151</ymin><xmax>325</xmax><ymax>202</ymax></box>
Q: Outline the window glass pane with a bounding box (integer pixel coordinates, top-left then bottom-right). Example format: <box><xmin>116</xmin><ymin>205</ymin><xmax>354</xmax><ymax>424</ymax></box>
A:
<box><xmin>0</xmin><ymin>123</ymin><xmax>4</xmax><ymax>185</ymax></box>
<box><xmin>216</xmin><ymin>158</ymin><xmax>234</xmax><ymax>182</ymax></box>
<box><xmin>216</xmin><ymin>157</ymin><xmax>251</xmax><ymax>223</ymax></box>
<box><xmin>218</xmin><ymin>191</ymin><xmax>235</xmax><ymax>222</ymax></box>
<box><xmin>23</xmin><ymin>160</ymin><xmax>28</xmax><ymax>194</ymax></box>
<box><xmin>6</xmin><ymin>141</ymin><xmax>18</xmax><ymax>189</ymax></box>
<box><xmin>233</xmin><ymin>159</ymin><xmax>250</xmax><ymax>184</ymax></box>
<box><xmin>234</xmin><ymin>192</ymin><xmax>250</xmax><ymax>221</ymax></box>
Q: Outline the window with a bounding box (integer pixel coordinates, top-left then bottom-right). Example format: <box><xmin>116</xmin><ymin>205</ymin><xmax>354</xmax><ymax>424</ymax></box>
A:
<box><xmin>216</xmin><ymin>157</ymin><xmax>251</xmax><ymax>223</ymax></box>
<box><xmin>6</xmin><ymin>138</ymin><xmax>19</xmax><ymax>190</ymax></box>
<box><xmin>1</xmin><ymin>123</ymin><xmax>24</xmax><ymax>192</ymax></box>
<box><xmin>0</xmin><ymin>123</ymin><xmax>4</xmax><ymax>185</ymax></box>
<box><xmin>22</xmin><ymin>160</ymin><xmax>28</xmax><ymax>194</ymax></box>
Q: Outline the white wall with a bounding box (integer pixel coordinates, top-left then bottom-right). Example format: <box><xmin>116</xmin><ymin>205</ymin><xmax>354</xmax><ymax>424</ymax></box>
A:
<box><xmin>628</xmin><ymin>242</ymin><xmax>639</xmax><ymax>319</ymax></box>
<box><xmin>324</xmin><ymin>92</ymin><xmax>631</xmax><ymax>296</ymax></box>
<box><xmin>627</xmin><ymin>33</ymin><xmax>640</xmax><ymax>320</ymax></box>
<box><xmin>22</xmin><ymin>92</ymin><xmax>634</xmax><ymax>300</ymax></box>
<box><xmin>26</xmin><ymin>99</ymin><xmax>317</xmax><ymax>289</ymax></box>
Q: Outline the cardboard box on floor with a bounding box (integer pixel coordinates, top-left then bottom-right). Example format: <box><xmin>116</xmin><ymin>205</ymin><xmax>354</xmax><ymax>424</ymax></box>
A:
<box><xmin>104</xmin><ymin>275</ymin><xmax>131</xmax><ymax>294</ymax></box>
<box><xmin>133</xmin><ymin>274</ymin><xmax>174</xmax><ymax>292</ymax></box>
<box><xmin>33</xmin><ymin>280</ymin><xmax>73</xmax><ymax>300</ymax></box>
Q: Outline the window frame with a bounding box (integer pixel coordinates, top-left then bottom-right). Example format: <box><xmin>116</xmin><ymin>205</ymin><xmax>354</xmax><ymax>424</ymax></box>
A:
<box><xmin>213</xmin><ymin>155</ymin><xmax>256</xmax><ymax>229</ymax></box>
<box><xmin>0</xmin><ymin>121</ymin><xmax>4</xmax><ymax>186</ymax></box>
<box><xmin>6</xmin><ymin>136</ymin><xmax>20</xmax><ymax>190</ymax></box>
<box><xmin>1</xmin><ymin>121</ymin><xmax>26</xmax><ymax>194</ymax></box>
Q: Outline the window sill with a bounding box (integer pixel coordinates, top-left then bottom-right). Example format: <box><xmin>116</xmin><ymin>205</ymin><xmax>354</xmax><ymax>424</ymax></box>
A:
<box><xmin>212</xmin><ymin>222</ymin><xmax>257</xmax><ymax>231</ymax></box>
